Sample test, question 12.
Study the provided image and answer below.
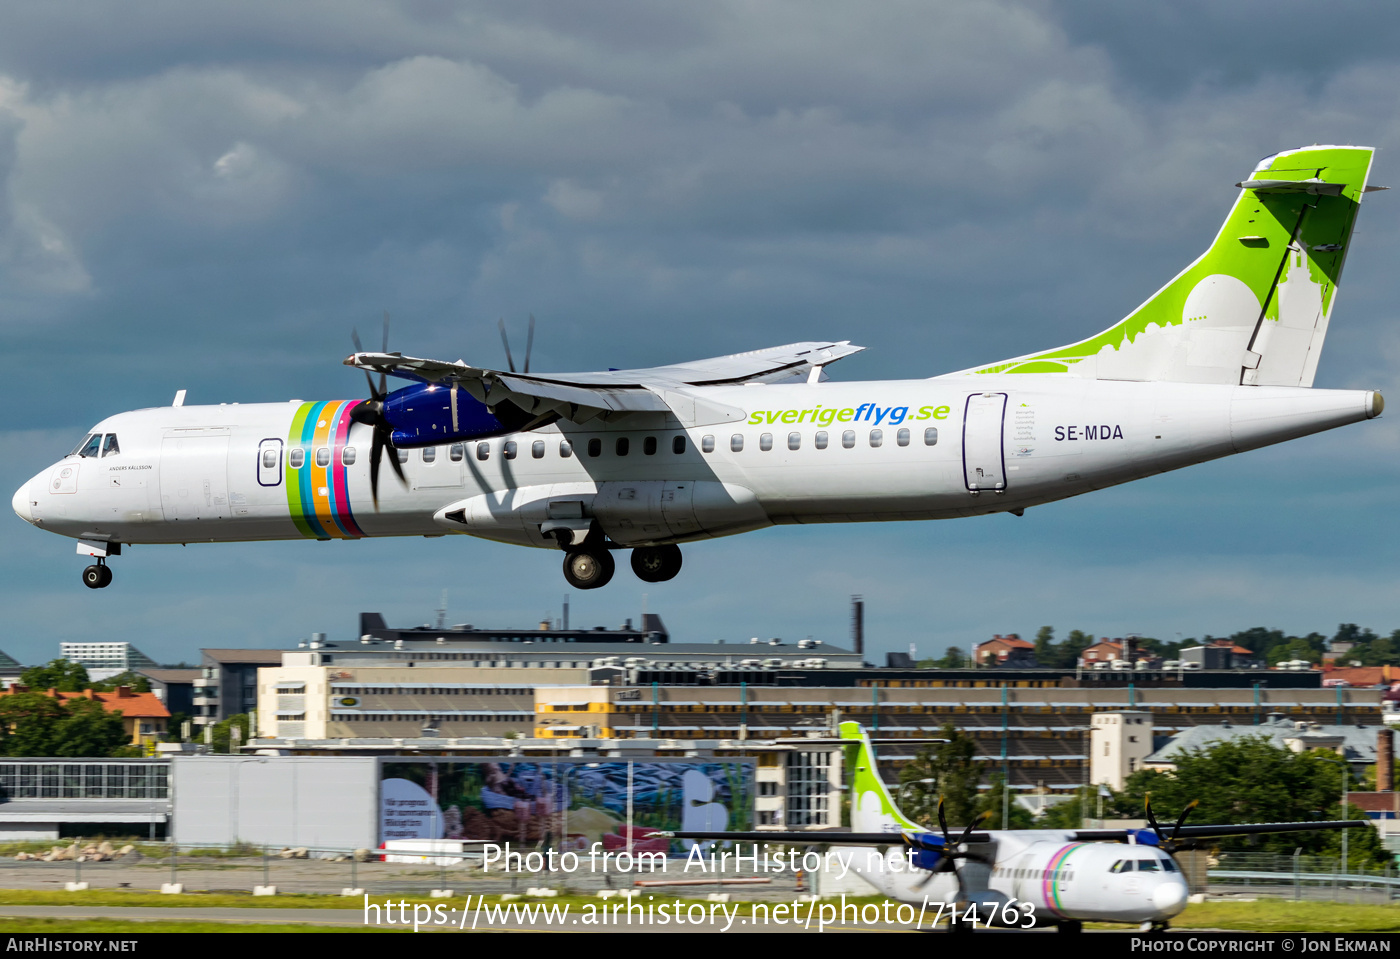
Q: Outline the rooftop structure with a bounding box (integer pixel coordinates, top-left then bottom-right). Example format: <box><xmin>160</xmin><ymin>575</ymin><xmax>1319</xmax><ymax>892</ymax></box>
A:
<box><xmin>58</xmin><ymin>642</ymin><xmax>156</xmax><ymax>673</ymax></box>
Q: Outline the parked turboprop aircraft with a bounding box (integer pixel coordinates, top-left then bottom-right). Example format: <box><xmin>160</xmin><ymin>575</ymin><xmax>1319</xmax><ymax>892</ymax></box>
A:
<box><xmin>11</xmin><ymin>146</ymin><xmax>1386</xmax><ymax>589</ymax></box>
<box><xmin>666</xmin><ymin>721</ymin><xmax>1366</xmax><ymax>932</ymax></box>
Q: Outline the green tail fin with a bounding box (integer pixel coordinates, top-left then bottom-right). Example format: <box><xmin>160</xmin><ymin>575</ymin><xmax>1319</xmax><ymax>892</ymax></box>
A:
<box><xmin>961</xmin><ymin>145</ymin><xmax>1376</xmax><ymax>387</ymax></box>
<box><xmin>839</xmin><ymin>721</ymin><xmax>920</xmax><ymax>832</ymax></box>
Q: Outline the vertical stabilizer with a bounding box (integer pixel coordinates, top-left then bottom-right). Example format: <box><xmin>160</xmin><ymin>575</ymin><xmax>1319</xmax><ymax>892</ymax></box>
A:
<box><xmin>959</xmin><ymin>146</ymin><xmax>1376</xmax><ymax>387</ymax></box>
<box><xmin>840</xmin><ymin>721</ymin><xmax>920</xmax><ymax>832</ymax></box>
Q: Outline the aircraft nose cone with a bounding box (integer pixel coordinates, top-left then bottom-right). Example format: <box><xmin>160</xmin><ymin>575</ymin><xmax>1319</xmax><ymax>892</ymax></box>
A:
<box><xmin>12</xmin><ymin>482</ymin><xmax>34</xmax><ymax>524</ymax></box>
<box><xmin>1153</xmin><ymin>880</ymin><xmax>1188</xmax><ymax>916</ymax></box>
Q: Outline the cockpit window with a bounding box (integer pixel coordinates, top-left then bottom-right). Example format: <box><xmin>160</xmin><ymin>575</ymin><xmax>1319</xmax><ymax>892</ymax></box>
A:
<box><xmin>1110</xmin><ymin>860</ymin><xmax>1132</xmax><ymax>873</ymax></box>
<box><xmin>1137</xmin><ymin>860</ymin><xmax>1160</xmax><ymax>872</ymax></box>
<box><xmin>1161</xmin><ymin>859</ymin><xmax>1178</xmax><ymax>873</ymax></box>
<box><xmin>101</xmin><ymin>434</ymin><xmax>120</xmax><ymax>457</ymax></box>
<box><xmin>74</xmin><ymin>434</ymin><xmax>102</xmax><ymax>458</ymax></box>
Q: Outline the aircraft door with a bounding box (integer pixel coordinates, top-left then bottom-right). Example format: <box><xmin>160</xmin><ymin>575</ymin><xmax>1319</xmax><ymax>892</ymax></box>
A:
<box><xmin>256</xmin><ymin>439</ymin><xmax>283</xmax><ymax>487</ymax></box>
<box><xmin>160</xmin><ymin>431</ymin><xmax>231</xmax><ymax>522</ymax></box>
<box><xmin>963</xmin><ymin>392</ymin><xmax>1008</xmax><ymax>492</ymax></box>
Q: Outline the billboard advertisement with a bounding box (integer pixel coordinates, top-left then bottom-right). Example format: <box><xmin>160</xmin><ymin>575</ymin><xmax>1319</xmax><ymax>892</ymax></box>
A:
<box><xmin>380</xmin><ymin>760</ymin><xmax>753</xmax><ymax>853</ymax></box>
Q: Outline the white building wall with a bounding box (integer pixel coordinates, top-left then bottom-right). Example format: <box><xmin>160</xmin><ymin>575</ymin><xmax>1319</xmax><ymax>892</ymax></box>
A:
<box><xmin>1089</xmin><ymin>711</ymin><xmax>1153</xmax><ymax>791</ymax></box>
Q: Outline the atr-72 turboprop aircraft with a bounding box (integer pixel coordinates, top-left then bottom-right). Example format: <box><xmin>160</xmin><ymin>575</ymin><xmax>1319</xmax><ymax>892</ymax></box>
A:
<box><xmin>667</xmin><ymin>722</ymin><xmax>1366</xmax><ymax>932</ymax></box>
<box><xmin>11</xmin><ymin>145</ymin><xmax>1387</xmax><ymax>589</ymax></box>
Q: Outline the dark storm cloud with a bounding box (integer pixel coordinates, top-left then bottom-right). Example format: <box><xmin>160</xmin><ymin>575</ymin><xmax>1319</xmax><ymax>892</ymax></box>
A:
<box><xmin>3</xmin><ymin>2</ymin><xmax>1399</xmax><ymax>661</ymax></box>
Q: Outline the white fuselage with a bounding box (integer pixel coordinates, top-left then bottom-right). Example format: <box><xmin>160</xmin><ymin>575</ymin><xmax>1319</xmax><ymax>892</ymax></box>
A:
<box><xmin>841</xmin><ymin>834</ymin><xmax>1190</xmax><ymax>925</ymax></box>
<box><xmin>12</xmin><ymin>376</ymin><xmax>1381</xmax><ymax>552</ymax></box>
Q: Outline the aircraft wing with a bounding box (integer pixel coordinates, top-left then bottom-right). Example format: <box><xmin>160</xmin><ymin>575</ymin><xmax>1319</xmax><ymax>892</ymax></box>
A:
<box><xmin>1071</xmin><ymin>819</ymin><xmax>1369</xmax><ymax>842</ymax></box>
<box><xmin>344</xmin><ymin>340</ymin><xmax>864</xmax><ymax>424</ymax></box>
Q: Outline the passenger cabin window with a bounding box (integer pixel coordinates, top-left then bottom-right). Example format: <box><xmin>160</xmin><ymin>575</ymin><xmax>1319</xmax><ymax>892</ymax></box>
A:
<box><xmin>701</xmin><ymin>435</ymin><xmax>715</xmax><ymax>453</ymax></box>
<box><xmin>924</xmin><ymin>427</ymin><xmax>939</xmax><ymax>446</ymax></box>
<box><xmin>559</xmin><ymin>440</ymin><xmax>573</xmax><ymax>458</ymax></box>
<box><xmin>76</xmin><ymin>434</ymin><xmax>102</xmax><ymax>458</ymax></box>
<box><xmin>615</xmin><ymin>437</ymin><xmax>629</xmax><ymax>456</ymax></box>
<box><xmin>587</xmin><ymin>438</ymin><xmax>602</xmax><ymax>457</ymax></box>
<box><xmin>532</xmin><ymin>440</ymin><xmax>545</xmax><ymax>459</ymax></box>
<box><xmin>315</xmin><ymin>447</ymin><xmax>331</xmax><ymax>467</ymax></box>
<box><xmin>730</xmin><ymin>434</ymin><xmax>744</xmax><ymax>452</ymax></box>
<box><xmin>421</xmin><ymin>446</ymin><xmax>436</xmax><ymax>464</ymax></box>
<box><xmin>396</xmin><ymin>448</ymin><xmax>408</xmax><ymax>464</ymax></box>
<box><xmin>759</xmin><ymin>433</ymin><xmax>773</xmax><ymax>451</ymax></box>
<box><xmin>341</xmin><ymin>447</ymin><xmax>356</xmax><ymax>466</ymax></box>
<box><xmin>673</xmin><ymin>435</ymin><xmax>686</xmax><ymax>454</ymax></box>
<box><xmin>449</xmin><ymin>443</ymin><xmax>464</xmax><ymax>462</ymax></box>
<box><xmin>841</xmin><ymin>430</ymin><xmax>855</xmax><ymax>449</ymax></box>
<box><xmin>262</xmin><ymin>449</ymin><xmax>279</xmax><ymax>469</ymax></box>
<box><xmin>788</xmin><ymin>432</ymin><xmax>800</xmax><ymax>450</ymax></box>
<box><xmin>815</xmin><ymin>431</ymin><xmax>828</xmax><ymax>449</ymax></box>
<box><xmin>869</xmin><ymin>429</ymin><xmax>883</xmax><ymax>448</ymax></box>
<box><xmin>476</xmin><ymin>442</ymin><xmax>490</xmax><ymax>461</ymax></box>
<box><xmin>289</xmin><ymin>448</ymin><xmax>305</xmax><ymax>469</ymax></box>
<box><xmin>503</xmin><ymin>441</ymin><xmax>517</xmax><ymax>460</ymax></box>
<box><xmin>897</xmin><ymin>428</ymin><xmax>910</xmax><ymax>447</ymax></box>
<box><xmin>101</xmin><ymin>434</ymin><xmax>120</xmax><ymax>457</ymax></box>
<box><xmin>643</xmin><ymin>436</ymin><xmax>657</xmax><ymax>455</ymax></box>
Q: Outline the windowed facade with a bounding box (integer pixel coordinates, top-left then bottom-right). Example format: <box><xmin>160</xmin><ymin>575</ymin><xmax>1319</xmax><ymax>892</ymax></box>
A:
<box><xmin>785</xmin><ymin>751</ymin><xmax>831</xmax><ymax>826</ymax></box>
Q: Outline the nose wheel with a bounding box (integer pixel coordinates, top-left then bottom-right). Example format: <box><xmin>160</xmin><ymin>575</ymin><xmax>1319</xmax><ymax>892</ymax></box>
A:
<box><xmin>82</xmin><ymin>562</ymin><xmax>113</xmax><ymax>589</ymax></box>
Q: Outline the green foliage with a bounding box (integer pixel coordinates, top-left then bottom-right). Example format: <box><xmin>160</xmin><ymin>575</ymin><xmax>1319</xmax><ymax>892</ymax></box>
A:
<box><xmin>20</xmin><ymin>659</ymin><xmax>90</xmax><ymax>693</ymax></box>
<box><xmin>89</xmin><ymin>671</ymin><xmax>151</xmax><ymax>693</ymax></box>
<box><xmin>0</xmin><ymin>692</ymin><xmax>133</xmax><ymax>757</ymax></box>
<box><xmin>1038</xmin><ymin>788</ymin><xmax>1097</xmax><ymax>830</ymax></box>
<box><xmin>897</xmin><ymin>723</ymin><xmax>980</xmax><ymax>828</ymax></box>
<box><xmin>974</xmin><ymin>772</ymin><xmax>1034</xmax><ymax>829</ymax></box>
<box><xmin>164</xmin><ymin>712</ymin><xmax>191</xmax><ymax>742</ymax></box>
<box><xmin>934</xmin><ymin>646</ymin><xmax>966</xmax><ymax>669</ymax></box>
<box><xmin>1114</xmin><ymin>735</ymin><xmax>1388</xmax><ymax>864</ymax></box>
<box><xmin>207</xmin><ymin>714</ymin><xmax>251</xmax><ymax>753</ymax></box>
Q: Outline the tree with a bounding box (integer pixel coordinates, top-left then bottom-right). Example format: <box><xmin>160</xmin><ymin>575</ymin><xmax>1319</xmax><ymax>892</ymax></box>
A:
<box><xmin>209</xmin><ymin>714</ymin><xmax>251</xmax><ymax>753</ymax></box>
<box><xmin>897</xmin><ymin>723</ymin><xmax>981</xmax><ymax>827</ymax></box>
<box><xmin>1033</xmin><ymin>626</ymin><xmax>1055</xmax><ymax>666</ymax></box>
<box><xmin>20</xmin><ymin>659</ymin><xmax>89</xmax><ymax>692</ymax></box>
<box><xmin>89</xmin><ymin>671</ymin><xmax>151</xmax><ymax>693</ymax></box>
<box><xmin>1114</xmin><ymin>735</ymin><xmax>1388</xmax><ymax>864</ymax></box>
<box><xmin>0</xmin><ymin>692</ymin><xmax>133</xmax><ymax>757</ymax></box>
<box><xmin>974</xmin><ymin>772</ymin><xmax>1033</xmax><ymax>829</ymax></box>
<box><xmin>935</xmin><ymin>646</ymin><xmax>966</xmax><ymax>669</ymax></box>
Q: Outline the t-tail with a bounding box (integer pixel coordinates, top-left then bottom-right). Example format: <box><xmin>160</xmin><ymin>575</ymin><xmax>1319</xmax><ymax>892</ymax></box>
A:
<box><xmin>957</xmin><ymin>145</ymin><xmax>1378</xmax><ymax>387</ymax></box>
<box><xmin>839</xmin><ymin>720</ymin><xmax>921</xmax><ymax>833</ymax></box>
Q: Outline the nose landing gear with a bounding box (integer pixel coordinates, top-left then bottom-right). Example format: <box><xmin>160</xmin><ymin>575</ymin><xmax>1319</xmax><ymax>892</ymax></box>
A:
<box><xmin>81</xmin><ymin>561</ymin><xmax>113</xmax><ymax>589</ymax></box>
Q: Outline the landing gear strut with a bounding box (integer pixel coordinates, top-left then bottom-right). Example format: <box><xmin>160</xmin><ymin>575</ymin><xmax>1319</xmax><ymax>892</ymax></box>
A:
<box><xmin>630</xmin><ymin>544</ymin><xmax>682</xmax><ymax>583</ymax></box>
<box><xmin>81</xmin><ymin>561</ymin><xmax>112</xmax><ymax>589</ymax></box>
<box><xmin>562</xmin><ymin>549</ymin><xmax>615</xmax><ymax>590</ymax></box>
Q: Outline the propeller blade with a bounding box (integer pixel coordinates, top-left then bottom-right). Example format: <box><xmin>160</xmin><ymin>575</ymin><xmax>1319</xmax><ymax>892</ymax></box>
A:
<box><xmin>957</xmin><ymin>810</ymin><xmax>992</xmax><ymax>847</ymax></box>
<box><xmin>937</xmin><ymin>797</ymin><xmax>950</xmax><ymax>845</ymax></box>
<box><xmin>1144</xmin><ymin>793</ymin><xmax>1166</xmax><ymax>844</ymax></box>
<box><xmin>1169</xmin><ymin>801</ymin><xmax>1199</xmax><ymax>846</ymax></box>
<box><xmin>385</xmin><ymin>431</ymin><xmax>407</xmax><ymax>484</ymax></box>
<box><xmin>524</xmin><ymin>314</ymin><xmax>536</xmax><ymax>374</ymax></box>
<box><xmin>369</xmin><ymin>428</ymin><xmax>384</xmax><ymax>511</ymax></box>
<box><xmin>351</xmin><ymin>327</ymin><xmax>364</xmax><ymax>354</ymax></box>
<box><xmin>498</xmin><ymin>318</ymin><xmax>517</xmax><ymax>373</ymax></box>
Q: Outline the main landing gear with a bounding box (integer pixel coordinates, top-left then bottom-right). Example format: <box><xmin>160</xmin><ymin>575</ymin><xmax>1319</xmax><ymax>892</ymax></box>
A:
<box><xmin>552</xmin><ymin>527</ymin><xmax>684</xmax><ymax>590</ymax></box>
<box><xmin>81</xmin><ymin>560</ymin><xmax>113</xmax><ymax>589</ymax></box>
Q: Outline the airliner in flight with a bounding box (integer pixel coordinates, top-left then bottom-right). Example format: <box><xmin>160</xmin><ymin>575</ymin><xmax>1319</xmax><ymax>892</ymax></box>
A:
<box><xmin>667</xmin><ymin>721</ymin><xmax>1364</xmax><ymax>932</ymax></box>
<box><xmin>12</xmin><ymin>145</ymin><xmax>1384</xmax><ymax>590</ymax></box>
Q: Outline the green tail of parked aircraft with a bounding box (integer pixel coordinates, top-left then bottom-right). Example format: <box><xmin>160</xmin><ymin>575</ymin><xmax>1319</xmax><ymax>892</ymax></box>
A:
<box><xmin>13</xmin><ymin>146</ymin><xmax>1387</xmax><ymax>591</ymax></box>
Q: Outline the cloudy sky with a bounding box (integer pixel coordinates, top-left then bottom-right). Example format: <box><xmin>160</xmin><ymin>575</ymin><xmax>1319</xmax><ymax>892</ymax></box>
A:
<box><xmin>5</xmin><ymin>1</ymin><xmax>1400</xmax><ymax>665</ymax></box>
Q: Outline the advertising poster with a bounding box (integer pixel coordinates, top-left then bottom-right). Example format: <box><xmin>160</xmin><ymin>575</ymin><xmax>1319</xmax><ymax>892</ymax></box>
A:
<box><xmin>380</xmin><ymin>760</ymin><xmax>753</xmax><ymax>853</ymax></box>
